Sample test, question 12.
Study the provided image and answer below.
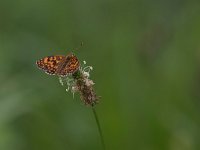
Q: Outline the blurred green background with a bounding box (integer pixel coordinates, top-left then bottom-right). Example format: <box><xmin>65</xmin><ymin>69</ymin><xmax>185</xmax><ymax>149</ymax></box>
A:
<box><xmin>0</xmin><ymin>0</ymin><xmax>200</xmax><ymax>150</ymax></box>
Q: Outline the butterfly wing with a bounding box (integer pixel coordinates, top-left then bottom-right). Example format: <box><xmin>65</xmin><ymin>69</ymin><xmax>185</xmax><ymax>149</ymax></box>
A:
<box><xmin>36</xmin><ymin>55</ymin><xmax>65</xmax><ymax>75</ymax></box>
<box><xmin>57</xmin><ymin>54</ymin><xmax>80</xmax><ymax>76</ymax></box>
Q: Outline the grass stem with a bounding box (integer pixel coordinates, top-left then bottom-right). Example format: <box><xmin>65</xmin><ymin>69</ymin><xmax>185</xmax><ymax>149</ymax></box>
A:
<box><xmin>92</xmin><ymin>107</ymin><xmax>106</xmax><ymax>150</ymax></box>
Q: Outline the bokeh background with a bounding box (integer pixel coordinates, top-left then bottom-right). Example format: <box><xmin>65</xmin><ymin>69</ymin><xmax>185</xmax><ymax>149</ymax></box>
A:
<box><xmin>0</xmin><ymin>0</ymin><xmax>200</xmax><ymax>150</ymax></box>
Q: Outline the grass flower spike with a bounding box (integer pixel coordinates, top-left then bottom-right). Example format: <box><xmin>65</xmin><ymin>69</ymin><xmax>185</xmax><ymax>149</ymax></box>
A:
<box><xmin>59</xmin><ymin>60</ymin><xmax>99</xmax><ymax>106</ymax></box>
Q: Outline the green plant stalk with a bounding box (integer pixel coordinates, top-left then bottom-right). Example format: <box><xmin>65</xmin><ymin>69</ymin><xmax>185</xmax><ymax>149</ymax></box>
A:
<box><xmin>92</xmin><ymin>107</ymin><xmax>106</xmax><ymax>150</ymax></box>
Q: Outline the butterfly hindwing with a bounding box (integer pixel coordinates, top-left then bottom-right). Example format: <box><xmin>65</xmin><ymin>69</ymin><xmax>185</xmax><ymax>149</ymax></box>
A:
<box><xmin>58</xmin><ymin>54</ymin><xmax>80</xmax><ymax>76</ymax></box>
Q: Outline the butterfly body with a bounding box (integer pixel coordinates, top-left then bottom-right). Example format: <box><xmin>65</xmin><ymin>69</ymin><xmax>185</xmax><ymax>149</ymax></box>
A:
<box><xmin>36</xmin><ymin>53</ymin><xmax>80</xmax><ymax>76</ymax></box>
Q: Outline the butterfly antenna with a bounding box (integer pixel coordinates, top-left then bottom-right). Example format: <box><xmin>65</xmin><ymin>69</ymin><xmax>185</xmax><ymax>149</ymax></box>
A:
<box><xmin>73</xmin><ymin>41</ymin><xmax>84</xmax><ymax>53</ymax></box>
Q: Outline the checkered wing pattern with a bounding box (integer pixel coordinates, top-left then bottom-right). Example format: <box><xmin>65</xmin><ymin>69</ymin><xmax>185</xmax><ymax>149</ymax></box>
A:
<box><xmin>36</xmin><ymin>55</ymin><xmax>65</xmax><ymax>75</ymax></box>
<box><xmin>36</xmin><ymin>53</ymin><xmax>80</xmax><ymax>76</ymax></box>
<box><xmin>58</xmin><ymin>55</ymin><xmax>80</xmax><ymax>76</ymax></box>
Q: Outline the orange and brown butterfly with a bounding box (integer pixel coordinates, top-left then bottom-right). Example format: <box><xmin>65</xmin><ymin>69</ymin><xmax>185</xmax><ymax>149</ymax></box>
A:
<box><xmin>36</xmin><ymin>53</ymin><xmax>80</xmax><ymax>76</ymax></box>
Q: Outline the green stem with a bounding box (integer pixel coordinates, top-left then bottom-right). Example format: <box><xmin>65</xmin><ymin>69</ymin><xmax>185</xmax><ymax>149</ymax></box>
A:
<box><xmin>92</xmin><ymin>107</ymin><xmax>106</xmax><ymax>150</ymax></box>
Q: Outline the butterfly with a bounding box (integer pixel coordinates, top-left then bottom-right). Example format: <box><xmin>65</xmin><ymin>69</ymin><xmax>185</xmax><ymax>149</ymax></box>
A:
<box><xmin>36</xmin><ymin>53</ymin><xmax>80</xmax><ymax>76</ymax></box>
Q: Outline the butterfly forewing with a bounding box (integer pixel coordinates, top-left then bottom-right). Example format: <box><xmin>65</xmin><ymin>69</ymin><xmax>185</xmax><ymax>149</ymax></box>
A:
<box><xmin>36</xmin><ymin>55</ymin><xmax>65</xmax><ymax>75</ymax></box>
